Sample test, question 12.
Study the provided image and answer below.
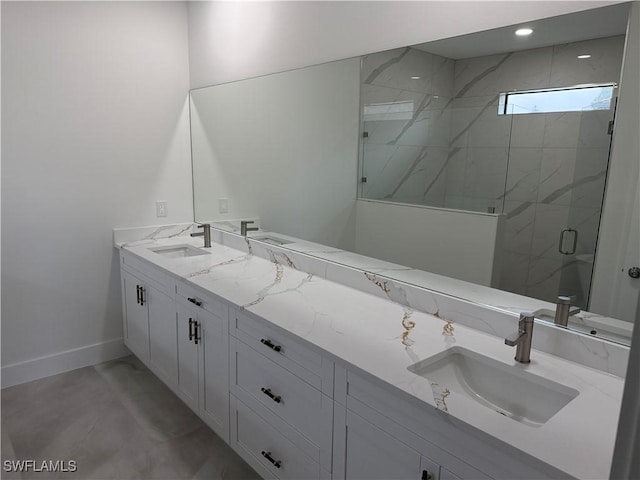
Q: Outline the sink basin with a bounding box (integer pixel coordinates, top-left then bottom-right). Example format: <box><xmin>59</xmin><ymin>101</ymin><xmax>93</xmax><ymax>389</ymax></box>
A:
<box><xmin>250</xmin><ymin>235</ymin><xmax>294</xmax><ymax>246</ymax></box>
<box><xmin>407</xmin><ymin>347</ymin><xmax>578</xmax><ymax>426</ymax></box>
<box><xmin>148</xmin><ymin>244</ymin><xmax>209</xmax><ymax>258</ymax></box>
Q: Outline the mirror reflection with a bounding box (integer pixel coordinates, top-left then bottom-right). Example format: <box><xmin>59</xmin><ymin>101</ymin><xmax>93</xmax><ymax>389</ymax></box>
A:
<box><xmin>359</xmin><ymin>34</ymin><xmax>624</xmax><ymax>312</ymax></box>
<box><xmin>190</xmin><ymin>3</ymin><xmax>635</xmax><ymax>344</ymax></box>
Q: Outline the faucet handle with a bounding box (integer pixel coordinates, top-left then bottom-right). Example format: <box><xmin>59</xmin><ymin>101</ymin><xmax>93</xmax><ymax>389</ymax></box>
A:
<box><xmin>504</xmin><ymin>332</ymin><xmax>522</xmax><ymax>347</ymax></box>
<box><xmin>519</xmin><ymin>311</ymin><xmax>534</xmax><ymax>326</ymax></box>
<box><xmin>507</xmin><ymin>312</ymin><xmax>535</xmax><ymax>363</ymax></box>
<box><xmin>192</xmin><ymin>223</ymin><xmax>212</xmax><ymax>248</ymax></box>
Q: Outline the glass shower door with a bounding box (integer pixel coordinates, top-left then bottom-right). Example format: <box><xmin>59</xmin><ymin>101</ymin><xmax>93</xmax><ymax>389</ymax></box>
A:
<box><xmin>500</xmin><ymin>99</ymin><xmax>616</xmax><ymax>309</ymax></box>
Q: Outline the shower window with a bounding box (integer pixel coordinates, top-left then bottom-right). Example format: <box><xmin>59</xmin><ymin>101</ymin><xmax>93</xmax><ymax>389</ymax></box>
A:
<box><xmin>498</xmin><ymin>83</ymin><xmax>616</xmax><ymax>115</ymax></box>
<box><xmin>363</xmin><ymin>101</ymin><xmax>414</xmax><ymax>121</ymax></box>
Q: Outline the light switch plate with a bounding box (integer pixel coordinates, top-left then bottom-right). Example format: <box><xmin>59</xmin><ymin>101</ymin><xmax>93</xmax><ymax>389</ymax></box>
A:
<box><xmin>156</xmin><ymin>201</ymin><xmax>168</xmax><ymax>217</ymax></box>
<box><xmin>219</xmin><ymin>198</ymin><xmax>229</xmax><ymax>214</ymax></box>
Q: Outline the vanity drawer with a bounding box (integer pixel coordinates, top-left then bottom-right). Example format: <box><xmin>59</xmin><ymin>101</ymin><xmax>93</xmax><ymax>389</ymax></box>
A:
<box><xmin>176</xmin><ymin>281</ymin><xmax>227</xmax><ymax>318</ymax></box>
<box><xmin>232</xmin><ymin>338</ymin><xmax>333</xmax><ymax>457</ymax></box>
<box><xmin>231</xmin><ymin>395</ymin><xmax>321</xmax><ymax>480</ymax></box>
<box><xmin>232</xmin><ymin>309</ymin><xmax>324</xmax><ymax>389</ymax></box>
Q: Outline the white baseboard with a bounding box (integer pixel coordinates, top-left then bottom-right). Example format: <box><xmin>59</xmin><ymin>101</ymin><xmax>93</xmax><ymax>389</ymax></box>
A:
<box><xmin>1</xmin><ymin>338</ymin><xmax>131</xmax><ymax>389</ymax></box>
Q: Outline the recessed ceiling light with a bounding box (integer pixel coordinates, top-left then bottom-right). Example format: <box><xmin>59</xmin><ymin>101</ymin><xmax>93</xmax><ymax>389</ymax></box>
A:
<box><xmin>577</xmin><ymin>54</ymin><xmax>591</xmax><ymax>59</ymax></box>
<box><xmin>411</xmin><ymin>76</ymin><xmax>421</xmax><ymax>80</ymax></box>
<box><xmin>515</xmin><ymin>28</ymin><xmax>533</xmax><ymax>36</ymax></box>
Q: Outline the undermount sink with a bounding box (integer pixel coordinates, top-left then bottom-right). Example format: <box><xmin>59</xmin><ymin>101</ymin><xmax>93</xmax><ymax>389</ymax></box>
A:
<box><xmin>148</xmin><ymin>244</ymin><xmax>209</xmax><ymax>258</ymax></box>
<box><xmin>250</xmin><ymin>235</ymin><xmax>294</xmax><ymax>246</ymax></box>
<box><xmin>407</xmin><ymin>347</ymin><xmax>578</xmax><ymax>427</ymax></box>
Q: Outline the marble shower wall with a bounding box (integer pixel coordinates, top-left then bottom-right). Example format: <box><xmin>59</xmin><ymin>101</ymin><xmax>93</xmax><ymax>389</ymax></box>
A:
<box><xmin>360</xmin><ymin>47</ymin><xmax>455</xmax><ymax>206</ymax></box>
<box><xmin>481</xmin><ymin>36</ymin><xmax>625</xmax><ymax>306</ymax></box>
<box><xmin>360</xmin><ymin>36</ymin><xmax>625</xmax><ymax>307</ymax></box>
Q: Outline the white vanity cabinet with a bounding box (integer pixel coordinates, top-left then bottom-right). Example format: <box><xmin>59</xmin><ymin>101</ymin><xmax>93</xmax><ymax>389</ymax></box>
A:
<box><xmin>229</xmin><ymin>309</ymin><xmax>334</xmax><ymax>479</ymax></box>
<box><xmin>117</xmin><ymin>241</ymin><xmax>593</xmax><ymax>480</ymax></box>
<box><xmin>120</xmin><ymin>252</ymin><xmax>177</xmax><ymax>388</ymax></box>
<box><xmin>119</xmin><ymin>251</ymin><xmax>229</xmax><ymax>442</ymax></box>
<box><xmin>334</xmin><ymin>369</ymin><xmax>562</xmax><ymax>480</ymax></box>
<box><xmin>175</xmin><ymin>283</ymin><xmax>230</xmax><ymax>442</ymax></box>
<box><xmin>337</xmin><ymin>406</ymin><xmax>476</xmax><ymax>480</ymax></box>
<box><xmin>340</xmin><ymin>408</ymin><xmax>444</xmax><ymax>480</ymax></box>
<box><xmin>120</xmin><ymin>268</ymin><xmax>151</xmax><ymax>360</ymax></box>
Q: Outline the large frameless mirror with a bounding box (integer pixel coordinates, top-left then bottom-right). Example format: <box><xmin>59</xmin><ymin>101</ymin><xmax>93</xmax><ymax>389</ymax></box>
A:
<box><xmin>190</xmin><ymin>3</ymin><xmax>636</xmax><ymax>345</ymax></box>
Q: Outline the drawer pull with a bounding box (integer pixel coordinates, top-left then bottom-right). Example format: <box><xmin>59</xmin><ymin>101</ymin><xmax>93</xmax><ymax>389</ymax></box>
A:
<box><xmin>422</xmin><ymin>470</ymin><xmax>433</xmax><ymax>480</ymax></box>
<box><xmin>188</xmin><ymin>297</ymin><xmax>203</xmax><ymax>307</ymax></box>
<box><xmin>260</xmin><ymin>387</ymin><xmax>282</xmax><ymax>404</ymax></box>
<box><xmin>261</xmin><ymin>451</ymin><xmax>281</xmax><ymax>469</ymax></box>
<box><xmin>139</xmin><ymin>286</ymin><xmax>145</xmax><ymax>306</ymax></box>
<box><xmin>136</xmin><ymin>285</ymin><xmax>141</xmax><ymax>305</ymax></box>
<box><xmin>260</xmin><ymin>338</ymin><xmax>281</xmax><ymax>353</ymax></box>
<box><xmin>188</xmin><ymin>318</ymin><xmax>194</xmax><ymax>341</ymax></box>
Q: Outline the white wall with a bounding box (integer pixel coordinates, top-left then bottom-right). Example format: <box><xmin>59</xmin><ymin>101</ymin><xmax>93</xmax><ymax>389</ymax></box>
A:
<box><xmin>1</xmin><ymin>1</ymin><xmax>193</xmax><ymax>386</ymax></box>
<box><xmin>355</xmin><ymin>200</ymin><xmax>504</xmax><ymax>286</ymax></box>
<box><xmin>187</xmin><ymin>1</ymin><xmax>621</xmax><ymax>89</ymax></box>
<box><xmin>190</xmin><ymin>58</ymin><xmax>360</xmax><ymax>250</ymax></box>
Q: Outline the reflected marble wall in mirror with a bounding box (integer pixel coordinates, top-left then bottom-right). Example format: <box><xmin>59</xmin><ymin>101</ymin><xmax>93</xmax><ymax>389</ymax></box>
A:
<box><xmin>359</xmin><ymin>35</ymin><xmax>624</xmax><ymax>311</ymax></box>
<box><xmin>190</xmin><ymin>2</ymin><xmax>636</xmax><ymax>344</ymax></box>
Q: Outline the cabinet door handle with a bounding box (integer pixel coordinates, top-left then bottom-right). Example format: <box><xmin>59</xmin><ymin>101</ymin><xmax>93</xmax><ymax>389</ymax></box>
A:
<box><xmin>260</xmin><ymin>338</ymin><xmax>281</xmax><ymax>353</ymax></box>
<box><xmin>188</xmin><ymin>297</ymin><xmax>203</xmax><ymax>307</ymax></box>
<box><xmin>421</xmin><ymin>470</ymin><xmax>433</xmax><ymax>480</ymax></box>
<box><xmin>136</xmin><ymin>285</ymin><xmax>141</xmax><ymax>305</ymax></box>
<box><xmin>260</xmin><ymin>451</ymin><xmax>281</xmax><ymax>469</ymax></box>
<box><xmin>139</xmin><ymin>287</ymin><xmax>145</xmax><ymax>306</ymax></box>
<box><xmin>188</xmin><ymin>318</ymin><xmax>194</xmax><ymax>341</ymax></box>
<box><xmin>260</xmin><ymin>387</ymin><xmax>282</xmax><ymax>404</ymax></box>
<box><xmin>194</xmin><ymin>321</ymin><xmax>201</xmax><ymax>345</ymax></box>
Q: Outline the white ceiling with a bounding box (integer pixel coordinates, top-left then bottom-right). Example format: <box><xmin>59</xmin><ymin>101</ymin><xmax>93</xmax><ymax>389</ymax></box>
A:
<box><xmin>413</xmin><ymin>3</ymin><xmax>630</xmax><ymax>59</ymax></box>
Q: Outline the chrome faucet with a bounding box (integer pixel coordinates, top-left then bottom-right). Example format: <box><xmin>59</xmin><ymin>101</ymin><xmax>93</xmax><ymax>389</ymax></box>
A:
<box><xmin>554</xmin><ymin>296</ymin><xmax>581</xmax><ymax>327</ymax></box>
<box><xmin>505</xmin><ymin>312</ymin><xmax>535</xmax><ymax>364</ymax></box>
<box><xmin>240</xmin><ymin>220</ymin><xmax>259</xmax><ymax>237</ymax></box>
<box><xmin>190</xmin><ymin>223</ymin><xmax>211</xmax><ymax>248</ymax></box>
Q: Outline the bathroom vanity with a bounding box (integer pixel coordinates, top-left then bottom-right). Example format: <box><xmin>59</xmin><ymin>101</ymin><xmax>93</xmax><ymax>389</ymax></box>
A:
<box><xmin>114</xmin><ymin>223</ymin><xmax>626</xmax><ymax>480</ymax></box>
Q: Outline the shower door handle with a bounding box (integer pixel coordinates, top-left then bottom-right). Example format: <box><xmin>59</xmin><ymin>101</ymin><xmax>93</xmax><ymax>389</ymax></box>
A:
<box><xmin>559</xmin><ymin>228</ymin><xmax>578</xmax><ymax>255</ymax></box>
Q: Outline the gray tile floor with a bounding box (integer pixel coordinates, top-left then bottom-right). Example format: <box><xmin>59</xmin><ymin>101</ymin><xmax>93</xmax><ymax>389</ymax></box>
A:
<box><xmin>1</xmin><ymin>356</ymin><xmax>260</xmax><ymax>480</ymax></box>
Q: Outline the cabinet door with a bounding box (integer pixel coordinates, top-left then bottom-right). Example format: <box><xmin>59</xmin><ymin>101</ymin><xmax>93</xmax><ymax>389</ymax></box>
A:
<box><xmin>176</xmin><ymin>303</ymin><xmax>199</xmax><ymax>411</ymax></box>
<box><xmin>344</xmin><ymin>410</ymin><xmax>421</xmax><ymax>480</ymax></box>
<box><xmin>420</xmin><ymin>456</ymin><xmax>441</xmax><ymax>480</ymax></box>
<box><xmin>198</xmin><ymin>307</ymin><xmax>229</xmax><ymax>441</ymax></box>
<box><xmin>439</xmin><ymin>468</ymin><xmax>462</xmax><ymax>480</ymax></box>
<box><xmin>121</xmin><ymin>270</ymin><xmax>149</xmax><ymax>361</ymax></box>
<box><xmin>148</xmin><ymin>288</ymin><xmax>177</xmax><ymax>388</ymax></box>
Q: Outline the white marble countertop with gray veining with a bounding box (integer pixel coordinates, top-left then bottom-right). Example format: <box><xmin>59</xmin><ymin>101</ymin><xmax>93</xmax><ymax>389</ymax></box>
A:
<box><xmin>240</xmin><ymin>228</ymin><xmax>634</xmax><ymax>345</ymax></box>
<box><xmin>119</xmin><ymin>234</ymin><xmax>623</xmax><ymax>480</ymax></box>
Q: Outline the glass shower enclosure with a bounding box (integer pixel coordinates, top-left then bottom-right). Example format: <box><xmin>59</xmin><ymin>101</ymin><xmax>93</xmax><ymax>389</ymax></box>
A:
<box><xmin>359</xmin><ymin>44</ymin><xmax>621</xmax><ymax>310</ymax></box>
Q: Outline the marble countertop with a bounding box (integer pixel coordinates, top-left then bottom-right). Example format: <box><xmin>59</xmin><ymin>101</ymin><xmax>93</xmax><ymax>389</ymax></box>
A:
<box><xmin>119</xmin><ymin>234</ymin><xmax>624</xmax><ymax>479</ymax></box>
<box><xmin>237</xmin><ymin>228</ymin><xmax>634</xmax><ymax>345</ymax></box>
